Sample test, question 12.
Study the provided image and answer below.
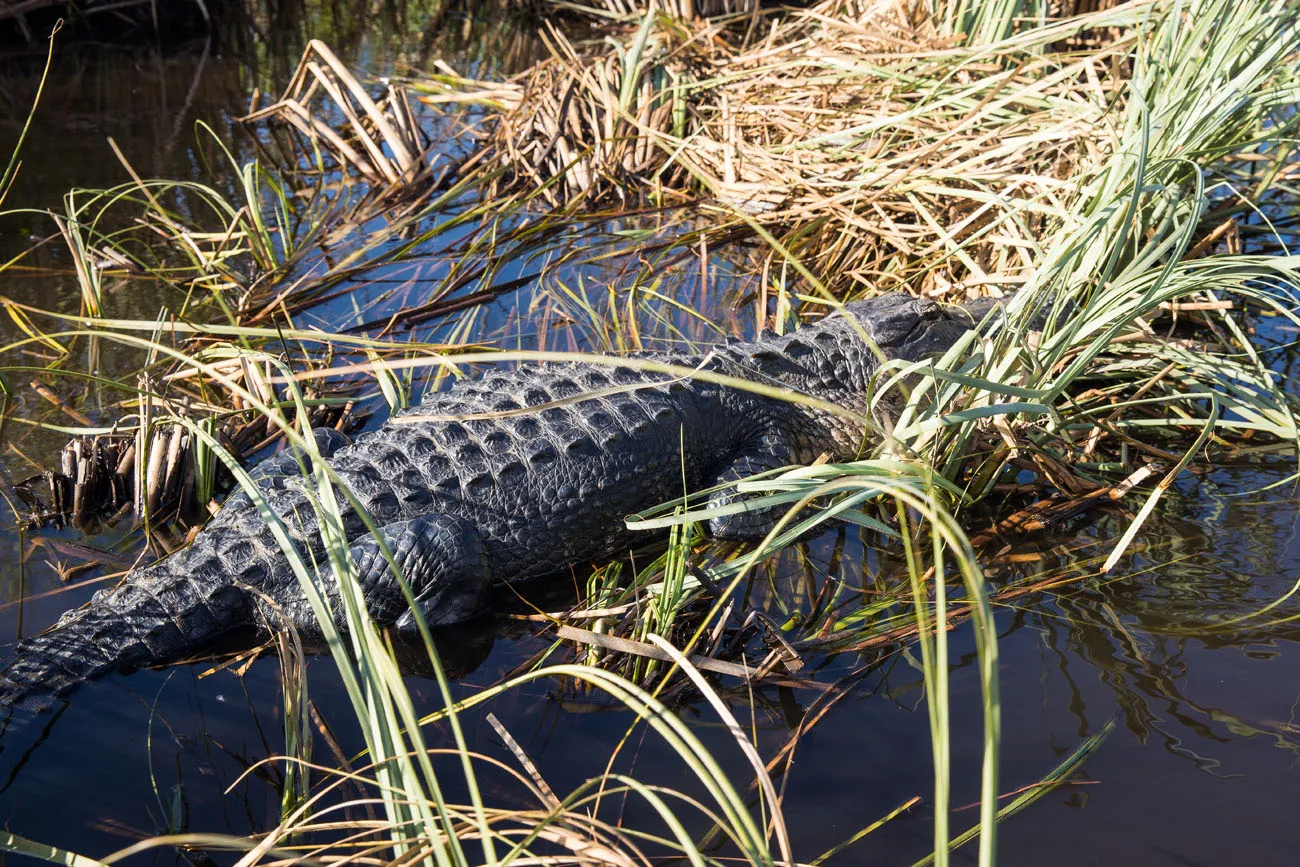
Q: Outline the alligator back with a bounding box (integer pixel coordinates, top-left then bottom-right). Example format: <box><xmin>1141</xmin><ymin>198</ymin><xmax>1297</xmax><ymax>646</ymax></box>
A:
<box><xmin>0</xmin><ymin>356</ymin><xmax>761</xmax><ymax>707</ymax></box>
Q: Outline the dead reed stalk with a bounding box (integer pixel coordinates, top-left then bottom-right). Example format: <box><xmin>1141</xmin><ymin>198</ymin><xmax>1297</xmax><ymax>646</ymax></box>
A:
<box><xmin>245</xmin><ymin>40</ymin><xmax>429</xmax><ymax>191</ymax></box>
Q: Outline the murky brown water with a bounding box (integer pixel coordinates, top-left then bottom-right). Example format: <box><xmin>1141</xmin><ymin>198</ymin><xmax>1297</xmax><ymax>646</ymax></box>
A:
<box><xmin>1</xmin><ymin>15</ymin><xmax>1300</xmax><ymax>867</ymax></box>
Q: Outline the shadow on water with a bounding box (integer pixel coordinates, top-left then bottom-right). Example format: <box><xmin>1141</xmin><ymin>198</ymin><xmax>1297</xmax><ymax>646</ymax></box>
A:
<box><xmin>4</xmin><ymin>7</ymin><xmax>1300</xmax><ymax>867</ymax></box>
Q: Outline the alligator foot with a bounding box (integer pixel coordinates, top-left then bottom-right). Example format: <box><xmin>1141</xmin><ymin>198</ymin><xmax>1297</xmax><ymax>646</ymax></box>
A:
<box><xmin>707</xmin><ymin>430</ymin><xmax>795</xmax><ymax>541</ymax></box>
<box><xmin>339</xmin><ymin>515</ymin><xmax>492</xmax><ymax>629</ymax></box>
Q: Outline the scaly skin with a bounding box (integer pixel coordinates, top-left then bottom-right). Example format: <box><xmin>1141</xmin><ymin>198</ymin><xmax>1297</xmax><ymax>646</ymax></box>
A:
<box><xmin>0</xmin><ymin>293</ymin><xmax>980</xmax><ymax>706</ymax></box>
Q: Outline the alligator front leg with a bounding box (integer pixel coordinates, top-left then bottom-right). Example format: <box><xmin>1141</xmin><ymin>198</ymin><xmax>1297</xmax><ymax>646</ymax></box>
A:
<box><xmin>706</xmin><ymin>431</ymin><xmax>795</xmax><ymax>541</ymax></box>
<box><xmin>333</xmin><ymin>515</ymin><xmax>491</xmax><ymax>629</ymax></box>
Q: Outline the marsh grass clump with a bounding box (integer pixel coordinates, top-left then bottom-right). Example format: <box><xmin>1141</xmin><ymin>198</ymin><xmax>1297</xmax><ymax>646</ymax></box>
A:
<box><xmin>428</xmin><ymin>0</ymin><xmax>1300</xmax><ymax>305</ymax></box>
<box><xmin>246</xmin><ymin>40</ymin><xmax>431</xmax><ymax>191</ymax></box>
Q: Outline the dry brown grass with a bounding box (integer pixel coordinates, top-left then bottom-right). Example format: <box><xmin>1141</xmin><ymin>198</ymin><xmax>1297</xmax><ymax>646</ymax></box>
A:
<box><xmin>246</xmin><ymin>40</ymin><xmax>428</xmax><ymax>190</ymax></box>
<box><xmin>414</xmin><ymin>0</ymin><xmax>1152</xmax><ymax>302</ymax></box>
<box><xmin>551</xmin><ymin>0</ymin><xmax>761</xmax><ymax>18</ymax></box>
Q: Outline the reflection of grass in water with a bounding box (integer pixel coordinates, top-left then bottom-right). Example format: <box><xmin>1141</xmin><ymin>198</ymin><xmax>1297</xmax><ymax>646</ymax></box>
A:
<box><xmin>0</xmin><ymin>32</ymin><xmax>51</xmax><ymax>216</ymax></box>
<box><xmin>3</xmin><ymin>0</ymin><xmax>1300</xmax><ymax>864</ymax></box>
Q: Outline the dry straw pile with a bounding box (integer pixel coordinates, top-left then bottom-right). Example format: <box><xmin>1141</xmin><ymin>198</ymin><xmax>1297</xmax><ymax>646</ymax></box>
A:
<box><xmin>414</xmin><ymin>0</ymin><xmax>1138</xmax><ymax>301</ymax></box>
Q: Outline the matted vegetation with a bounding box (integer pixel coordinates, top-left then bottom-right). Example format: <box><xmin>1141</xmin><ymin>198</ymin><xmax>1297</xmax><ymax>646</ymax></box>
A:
<box><xmin>415</xmin><ymin>0</ymin><xmax>1152</xmax><ymax>297</ymax></box>
<box><xmin>1</xmin><ymin>0</ymin><xmax>1299</xmax><ymax>864</ymax></box>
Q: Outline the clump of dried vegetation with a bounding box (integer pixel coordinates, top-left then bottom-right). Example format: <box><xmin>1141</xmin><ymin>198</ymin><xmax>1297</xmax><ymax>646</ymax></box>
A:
<box><xmin>2</xmin><ymin>0</ymin><xmax>1299</xmax><ymax>864</ymax></box>
<box><xmin>417</xmin><ymin>0</ymin><xmax>1146</xmax><ymax>298</ymax></box>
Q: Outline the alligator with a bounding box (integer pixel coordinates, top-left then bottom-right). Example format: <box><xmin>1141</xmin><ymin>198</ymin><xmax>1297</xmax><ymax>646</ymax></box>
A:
<box><xmin>0</xmin><ymin>293</ymin><xmax>986</xmax><ymax>707</ymax></box>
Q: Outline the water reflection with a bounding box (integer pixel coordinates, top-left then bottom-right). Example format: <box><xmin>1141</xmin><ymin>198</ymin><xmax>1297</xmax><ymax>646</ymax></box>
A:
<box><xmin>1027</xmin><ymin>479</ymin><xmax>1300</xmax><ymax>766</ymax></box>
<box><xmin>0</xmin><ymin>46</ymin><xmax>251</xmax><ymax>237</ymax></box>
<box><xmin>5</xmin><ymin>452</ymin><xmax>1300</xmax><ymax>863</ymax></box>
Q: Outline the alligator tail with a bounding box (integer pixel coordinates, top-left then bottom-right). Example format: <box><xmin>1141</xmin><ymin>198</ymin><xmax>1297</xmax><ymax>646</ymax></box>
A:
<box><xmin>0</xmin><ymin>565</ymin><xmax>252</xmax><ymax>708</ymax></box>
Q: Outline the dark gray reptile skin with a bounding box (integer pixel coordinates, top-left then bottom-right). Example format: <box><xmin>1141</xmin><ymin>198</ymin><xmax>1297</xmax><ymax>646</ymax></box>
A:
<box><xmin>0</xmin><ymin>293</ymin><xmax>981</xmax><ymax>706</ymax></box>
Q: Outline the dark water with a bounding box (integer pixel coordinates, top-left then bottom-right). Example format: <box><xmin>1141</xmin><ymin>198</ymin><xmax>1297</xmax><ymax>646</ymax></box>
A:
<box><xmin>2</xmin><ymin>18</ymin><xmax>1300</xmax><ymax>867</ymax></box>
